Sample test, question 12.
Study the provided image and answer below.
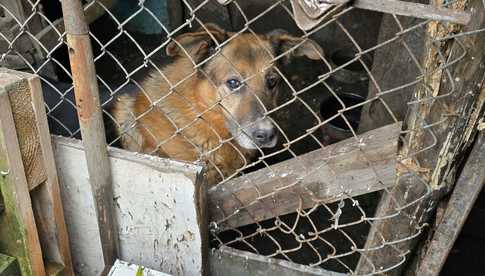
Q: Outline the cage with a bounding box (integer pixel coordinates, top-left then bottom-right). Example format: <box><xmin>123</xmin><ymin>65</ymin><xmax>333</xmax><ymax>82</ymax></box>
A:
<box><xmin>0</xmin><ymin>0</ymin><xmax>484</xmax><ymax>275</ymax></box>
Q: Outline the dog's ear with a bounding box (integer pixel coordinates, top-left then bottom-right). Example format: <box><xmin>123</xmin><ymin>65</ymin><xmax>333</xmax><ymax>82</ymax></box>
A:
<box><xmin>166</xmin><ymin>23</ymin><xmax>227</xmax><ymax>60</ymax></box>
<box><xmin>267</xmin><ymin>29</ymin><xmax>323</xmax><ymax>63</ymax></box>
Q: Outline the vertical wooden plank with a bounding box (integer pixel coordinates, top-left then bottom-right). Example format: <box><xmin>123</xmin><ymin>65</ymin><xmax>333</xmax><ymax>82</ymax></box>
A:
<box><xmin>29</xmin><ymin>75</ymin><xmax>74</xmax><ymax>275</ymax></box>
<box><xmin>416</xmin><ymin>131</ymin><xmax>485</xmax><ymax>275</ymax></box>
<box><xmin>0</xmin><ymin>81</ymin><xmax>45</xmax><ymax>276</ymax></box>
<box><xmin>356</xmin><ymin>0</ymin><xmax>485</xmax><ymax>274</ymax></box>
<box><xmin>0</xmin><ymin>68</ymin><xmax>74</xmax><ymax>275</ymax></box>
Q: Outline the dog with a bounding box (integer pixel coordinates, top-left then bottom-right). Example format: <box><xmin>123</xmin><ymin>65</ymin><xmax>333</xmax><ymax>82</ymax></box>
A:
<box><xmin>111</xmin><ymin>24</ymin><xmax>323</xmax><ymax>186</ymax></box>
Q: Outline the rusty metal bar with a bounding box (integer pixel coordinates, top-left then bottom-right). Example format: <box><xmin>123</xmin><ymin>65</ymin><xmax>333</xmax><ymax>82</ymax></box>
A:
<box><xmin>59</xmin><ymin>0</ymin><xmax>118</xmax><ymax>271</ymax></box>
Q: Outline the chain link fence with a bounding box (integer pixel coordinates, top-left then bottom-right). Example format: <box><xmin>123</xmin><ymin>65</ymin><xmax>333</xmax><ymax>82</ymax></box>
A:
<box><xmin>1</xmin><ymin>0</ymin><xmax>484</xmax><ymax>274</ymax></box>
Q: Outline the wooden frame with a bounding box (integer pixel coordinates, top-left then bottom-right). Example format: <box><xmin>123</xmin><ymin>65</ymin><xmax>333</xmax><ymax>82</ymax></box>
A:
<box><xmin>0</xmin><ymin>68</ymin><xmax>74</xmax><ymax>275</ymax></box>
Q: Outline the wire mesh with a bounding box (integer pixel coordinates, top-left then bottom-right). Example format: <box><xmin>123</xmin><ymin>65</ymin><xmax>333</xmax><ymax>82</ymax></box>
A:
<box><xmin>1</xmin><ymin>0</ymin><xmax>483</xmax><ymax>274</ymax></box>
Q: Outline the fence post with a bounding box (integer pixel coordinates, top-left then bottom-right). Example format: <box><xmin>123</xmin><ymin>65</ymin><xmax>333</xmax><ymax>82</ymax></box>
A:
<box><xmin>60</xmin><ymin>0</ymin><xmax>119</xmax><ymax>272</ymax></box>
<box><xmin>415</xmin><ymin>130</ymin><xmax>485</xmax><ymax>275</ymax></box>
<box><xmin>355</xmin><ymin>0</ymin><xmax>485</xmax><ymax>274</ymax></box>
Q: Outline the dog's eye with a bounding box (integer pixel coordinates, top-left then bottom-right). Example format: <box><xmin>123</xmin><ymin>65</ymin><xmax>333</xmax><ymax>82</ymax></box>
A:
<box><xmin>266</xmin><ymin>74</ymin><xmax>279</xmax><ymax>89</ymax></box>
<box><xmin>226</xmin><ymin>79</ymin><xmax>242</xmax><ymax>90</ymax></box>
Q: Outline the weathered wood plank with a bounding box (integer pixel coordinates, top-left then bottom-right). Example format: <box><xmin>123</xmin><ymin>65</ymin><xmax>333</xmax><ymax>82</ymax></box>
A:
<box><xmin>0</xmin><ymin>76</ymin><xmax>45</xmax><ymax>276</ymax></box>
<box><xmin>352</xmin><ymin>0</ymin><xmax>470</xmax><ymax>25</ymax></box>
<box><xmin>29</xmin><ymin>74</ymin><xmax>74</xmax><ymax>275</ymax></box>
<box><xmin>416</xmin><ymin>131</ymin><xmax>485</xmax><ymax>275</ymax></box>
<box><xmin>209</xmin><ymin>123</ymin><xmax>400</xmax><ymax>230</ymax></box>
<box><xmin>210</xmin><ymin>246</ymin><xmax>346</xmax><ymax>276</ymax></box>
<box><xmin>53</xmin><ymin>137</ymin><xmax>207</xmax><ymax>276</ymax></box>
<box><xmin>356</xmin><ymin>0</ymin><xmax>485</xmax><ymax>274</ymax></box>
<box><xmin>0</xmin><ymin>68</ymin><xmax>74</xmax><ymax>275</ymax></box>
<box><xmin>2</xmin><ymin>69</ymin><xmax>47</xmax><ymax>191</ymax></box>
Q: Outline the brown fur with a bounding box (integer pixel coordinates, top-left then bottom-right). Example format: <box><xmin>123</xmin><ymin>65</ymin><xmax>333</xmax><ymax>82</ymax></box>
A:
<box><xmin>111</xmin><ymin>24</ymin><xmax>323</xmax><ymax>186</ymax></box>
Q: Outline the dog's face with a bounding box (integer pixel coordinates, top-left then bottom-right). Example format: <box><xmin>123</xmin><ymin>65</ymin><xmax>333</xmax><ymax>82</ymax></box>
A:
<box><xmin>166</xmin><ymin>24</ymin><xmax>323</xmax><ymax>150</ymax></box>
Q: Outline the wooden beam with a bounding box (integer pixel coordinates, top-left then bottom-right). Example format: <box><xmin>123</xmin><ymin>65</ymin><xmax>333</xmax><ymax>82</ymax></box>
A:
<box><xmin>0</xmin><ymin>72</ymin><xmax>45</xmax><ymax>276</ymax></box>
<box><xmin>416</xmin><ymin>131</ymin><xmax>485</xmax><ymax>275</ymax></box>
<box><xmin>4</xmin><ymin>72</ymin><xmax>47</xmax><ymax>191</ymax></box>
<box><xmin>356</xmin><ymin>0</ymin><xmax>485</xmax><ymax>274</ymax></box>
<box><xmin>210</xmin><ymin>246</ymin><xmax>346</xmax><ymax>276</ymax></box>
<box><xmin>0</xmin><ymin>68</ymin><xmax>74</xmax><ymax>275</ymax></box>
<box><xmin>209</xmin><ymin>123</ymin><xmax>400</xmax><ymax>230</ymax></box>
<box><xmin>352</xmin><ymin>0</ymin><xmax>470</xmax><ymax>25</ymax></box>
<box><xmin>28</xmin><ymin>73</ymin><xmax>74</xmax><ymax>275</ymax></box>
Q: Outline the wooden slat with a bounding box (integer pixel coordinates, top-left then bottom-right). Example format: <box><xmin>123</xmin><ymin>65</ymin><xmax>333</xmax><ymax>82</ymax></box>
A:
<box><xmin>210</xmin><ymin>246</ymin><xmax>346</xmax><ymax>276</ymax></box>
<box><xmin>0</xmin><ymin>68</ymin><xmax>74</xmax><ymax>275</ymax></box>
<box><xmin>4</xmin><ymin>71</ymin><xmax>47</xmax><ymax>191</ymax></box>
<box><xmin>0</xmin><ymin>75</ymin><xmax>46</xmax><ymax>276</ymax></box>
<box><xmin>356</xmin><ymin>0</ymin><xmax>485</xmax><ymax>274</ymax></box>
<box><xmin>29</xmin><ymin>74</ymin><xmax>74</xmax><ymax>275</ymax></box>
<box><xmin>209</xmin><ymin>123</ymin><xmax>400</xmax><ymax>230</ymax></box>
<box><xmin>352</xmin><ymin>0</ymin><xmax>470</xmax><ymax>25</ymax></box>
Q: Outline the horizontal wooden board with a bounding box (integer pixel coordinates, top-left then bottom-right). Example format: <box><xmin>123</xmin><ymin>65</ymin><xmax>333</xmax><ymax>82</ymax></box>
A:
<box><xmin>210</xmin><ymin>246</ymin><xmax>346</xmax><ymax>276</ymax></box>
<box><xmin>209</xmin><ymin>123</ymin><xmax>400</xmax><ymax>230</ymax></box>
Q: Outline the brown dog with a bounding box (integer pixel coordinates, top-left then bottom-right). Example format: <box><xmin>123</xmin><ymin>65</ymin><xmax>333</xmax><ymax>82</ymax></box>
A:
<box><xmin>111</xmin><ymin>24</ymin><xmax>323</xmax><ymax>186</ymax></box>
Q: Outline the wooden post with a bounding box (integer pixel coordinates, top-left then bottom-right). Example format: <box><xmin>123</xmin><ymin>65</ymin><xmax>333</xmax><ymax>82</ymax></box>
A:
<box><xmin>60</xmin><ymin>0</ymin><xmax>118</xmax><ymax>271</ymax></box>
<box><xmin>356</xmin><ymin>0</ymin><xmax>485</xmax><ymax>274</ymax></box>
<box><xmin>0</xmin><ymin>72</ymin><xmax>46</xmax><ymax>276</ymax></box>
<box><xmin>0</xmin><ymin>68</ymin><xmax>75</xmax><ymax>275</ymax></box>
<box><xmin>415</xmin><ymin>131</ymin><xmax>485</xmax><ymax>276</ymax></box>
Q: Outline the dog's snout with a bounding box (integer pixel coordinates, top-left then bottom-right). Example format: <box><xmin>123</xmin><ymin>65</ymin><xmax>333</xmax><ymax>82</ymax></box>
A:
<box><xmin>253</xmin><ymin>128</ymin><xmax>276</xmax><ymax>145</ymax></box>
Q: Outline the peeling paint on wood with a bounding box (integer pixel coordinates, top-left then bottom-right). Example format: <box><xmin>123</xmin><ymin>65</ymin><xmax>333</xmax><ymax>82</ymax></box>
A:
<box><xmin>53</xmin><ymin>137</ymin><xmax>206</xmax><ymax>276</ymax></box>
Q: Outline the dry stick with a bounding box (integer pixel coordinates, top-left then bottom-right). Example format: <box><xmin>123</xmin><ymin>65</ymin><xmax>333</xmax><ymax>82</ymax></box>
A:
<box><xmin>416</xmin><ymin>131</ymin><xmax>485</xmax><ymax>276</ymax></box>
<box><xmin>60</xmin><ymin>0</ymin><xmax>118</xmax><ymax>272</ymax></box>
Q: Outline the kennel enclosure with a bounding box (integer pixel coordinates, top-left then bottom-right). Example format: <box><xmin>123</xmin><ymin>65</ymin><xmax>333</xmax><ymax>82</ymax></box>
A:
<box><xmin>0</xmin><ymin>0</ymin><xmax>485</xmax><ymax>275</ymax></box>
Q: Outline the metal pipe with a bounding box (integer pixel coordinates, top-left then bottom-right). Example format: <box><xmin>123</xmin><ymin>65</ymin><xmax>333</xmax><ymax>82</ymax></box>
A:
<box><xmin>60</xmin><ymin>0</ymin><xmax>118</xmax><ymax>271</ymax></box>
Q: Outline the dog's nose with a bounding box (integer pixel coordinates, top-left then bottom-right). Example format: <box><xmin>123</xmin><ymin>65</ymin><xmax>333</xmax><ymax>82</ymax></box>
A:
<box><xmin>253</xmin><ymin>128</ymin><xmax>276</xmax><ymax>145</ymax></box>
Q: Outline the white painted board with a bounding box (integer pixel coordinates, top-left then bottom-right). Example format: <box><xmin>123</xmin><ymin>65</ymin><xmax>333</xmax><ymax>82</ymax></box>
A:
<box><xmin>108</xmin><ymin>259</ymin><xmax>172</xmax><ymax>276</ymax></box>
<box><xmin>53</xmin><ymin>136</ymin><xmax>206</xmax><ymax>276</ymax></box>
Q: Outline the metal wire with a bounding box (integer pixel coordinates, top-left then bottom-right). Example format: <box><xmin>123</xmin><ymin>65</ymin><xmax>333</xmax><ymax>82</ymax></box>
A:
<box><xmin>1</xmin><ymin>0</ymin><xmax>483</xmax><ymax>274</ymax></box>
